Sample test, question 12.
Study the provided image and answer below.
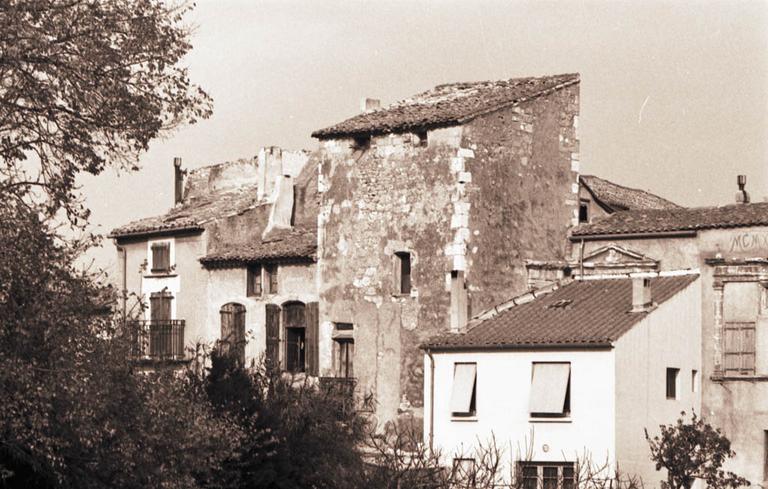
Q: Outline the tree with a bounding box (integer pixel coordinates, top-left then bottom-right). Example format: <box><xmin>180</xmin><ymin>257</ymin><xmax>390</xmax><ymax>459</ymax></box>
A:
<box><xmin>0</xmin><ymin>0</ymin><xmax>212</xmax><ymax>221</ymax></box>
<box><xmin>0</xmin><ymin>201</ymin><xmax>239</xmax><ymax>489</ymax></box>
<box><xmin>646</xmin><ymin>411</ymin><xmax>750</xmax><ymax>489</ymax></box>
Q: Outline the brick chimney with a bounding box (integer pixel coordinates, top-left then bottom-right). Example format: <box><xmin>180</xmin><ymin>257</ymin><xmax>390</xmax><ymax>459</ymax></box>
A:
<box><xmin>631</xmin><ymin>277</ymin><xmax>653</xmax><ymax>313</ymax></box>
<box><xmin>173</xmin><ymin>157</ymin><xmax>184</xmax><ymax>204</ymax></box>
<box><xmin>735</xmin><ymin>174</ymin><xmax>750</xmax><ymax>204</ymax></box>
<box><xmin>360</xmin><ymin>98</ymin><xmax>380</xmax><ymax>113</ymax></box>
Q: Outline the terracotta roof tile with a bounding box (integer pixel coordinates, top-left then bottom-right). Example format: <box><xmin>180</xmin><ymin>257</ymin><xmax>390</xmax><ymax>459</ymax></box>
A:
<box><xmin>312</xmin><ymin>73</ymin><xmax>579</xmax><ymax>139</ymax></box>
<box><xmin>572</xmin><ymin>202</ymin><xmax>768</xmax><ymax>237</ymax></box>
<box><xmin>580</xmin><ymin>175</ymin><xmax>680</xmax><ymax>211</ymax></box>
<box><xmin>200</xmin><ymin>228</ymin><xmax>317</xmax><ymax>266</ymax></box>
<box><xmin>422</xmin><ymin>275</ymin><xmax>698</xmax><ymax>350</ymax></box>
<box><xmin>109</xmin><ymin>187</ymin><xmax>260</xmax><ymax>239</ymax></box>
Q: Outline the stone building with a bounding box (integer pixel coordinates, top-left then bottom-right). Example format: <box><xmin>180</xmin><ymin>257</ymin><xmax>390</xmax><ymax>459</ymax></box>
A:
<box><xmin>563</xmin><ymin>178</ymin><xmax>768</xmax><ymax>485</ymax></box>
<box><xmin>310</xmin><ymin>73</ymin><xmax>581</xmax><ymax>425</ymax></box>
<box><xmin>109</xmin><ymin>147</ymin><xmax>321</xmax><ymax>370</ymax></box>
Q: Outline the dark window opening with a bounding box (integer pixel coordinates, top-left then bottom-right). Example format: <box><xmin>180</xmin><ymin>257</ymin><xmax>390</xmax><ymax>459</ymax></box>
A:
<box><xmin>578</xmin><ymin>200</ymin><xmax>589</xmax><ymax>223</ymax></box>
<box><xmin>416</xmin><ymin>130</ymin><xmax>428</xmax><ymax>147</ymax></box>
<box><xmin>518</xmin><ymin>462</ymin><xmax>577</xmax><ymax>489</ymax></box>
<box><xmin>286</xmin><ymin>327</ymin><xmax>306</xmax><ymax>373</ymax></box>
<box><xmin>352</xmin><ymin>135</ymin><xmax>370</xmax><ymax>150</ymax></box>
<box><xmin>396</xmin><ymin>252</ymin><xmax>412</xmax><ymax>294</ymax></box>
<box><xmin>265</xmin><ymin>264</ymin><xmax>278</xmax><ymax>294</ymax></box>
<box><xmin>763</xmin><ymin>430</ymin><xmax>768</xmax><ymax>482</ymax></box>
<box><xmin>246</xmin><ymin>265</ymin><xmax>262</xmax><ymax>297</ymax></box>
<box><xmin>151</xmin><ymin>243</ymin><xmax>171</xmax><ymax>273</ymax></box>
<box><xmin>666</xmin><ymin>368</ymin><xmax>679</xmax><ymax>400</ymax></box>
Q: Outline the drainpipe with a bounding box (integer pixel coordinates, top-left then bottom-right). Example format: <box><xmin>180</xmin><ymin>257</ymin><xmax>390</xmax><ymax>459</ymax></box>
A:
<box><xmin>426</xmin><ymin>348</ymin><xmax>435</xmax><ymax>454</ymax></box>
<box><xmin>579</xmin><ymin>239</ymin><xmax>585</xmax><ymax>278</ymax></box>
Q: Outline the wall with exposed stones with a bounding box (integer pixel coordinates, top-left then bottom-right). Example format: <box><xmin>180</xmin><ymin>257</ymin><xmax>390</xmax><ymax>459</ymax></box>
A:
<box><xmin>317</xmin><ymin>85</ymin><xmax>580</xmax><ymax>426</ymax></box>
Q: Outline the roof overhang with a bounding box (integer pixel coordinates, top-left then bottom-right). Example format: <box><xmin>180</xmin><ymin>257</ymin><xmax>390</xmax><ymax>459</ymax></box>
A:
<box><xmin>569</xmin><ymin>230</ymin><xmax>697</xmax><ymax>242</ymax></box>
<box><xmin>110</xmin><ymin>225</ymin><xmax>204</xmax><ymax>243</ymax></box>
<box><xmin>420</xmin><ymin>342</ymin><xmax>614</xmax><ymax>353</ymax></box>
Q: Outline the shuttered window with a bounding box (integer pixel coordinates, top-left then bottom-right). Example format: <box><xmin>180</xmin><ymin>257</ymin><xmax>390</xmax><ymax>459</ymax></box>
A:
<box><xmin>149</xmin><ymin>291</ymin><xmax>172</xmax><ymax>321</ymax></box>
<box><xmin>220</xmin><ymin>303</ymin><xmax>246</xmax><ymax>365</ymax></box>
<box><xmin>246</xmin><ymin>265</ymin><xmax>262</xmax><ymax>297</ymax></box>
<box><xmin>265</xmin><ymin>304</ymin><xmax>280</xmax><ymax>370</ymax></box>
<box><xmin>265</xmin><ymin>264</ymin><xmax>278</xmax><ymax>294</ymax></box>
<box><xmin>151</xmin><ymin>243</ymin><xmax>171</xmax><ymax>273</ymax></box>
<box><xmin>450</xmin><ymin>363</ymin><xmax>477</xmax><ymax>416</ymax></box>
<box><xmin>529</xmin><ymin>363</ymin><xmax>571</xmax><ymax>417</ymax></box>
<box><xmin>724</xmin><ymin>282</ymin><xmax>758</xmax><ymax>375</ymax></box>
<box><xmin>306</xmin><ymin>302</ymin><xmax>319</xmax><ymax>376</ymax></box>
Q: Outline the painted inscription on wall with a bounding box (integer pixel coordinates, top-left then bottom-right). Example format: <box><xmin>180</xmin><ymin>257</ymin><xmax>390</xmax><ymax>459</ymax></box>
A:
<box><xmin>729</xmin><ymin>232</ymin><xmax>768</xmax><ymax>253</ymax></box>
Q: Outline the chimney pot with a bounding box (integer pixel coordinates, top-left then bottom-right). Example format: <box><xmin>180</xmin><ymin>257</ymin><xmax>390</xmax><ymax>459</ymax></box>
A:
<box><xmin>735</xmin><ymin>174</ymin><xmax>750</xmax><ymax>204</ymax></box>
<box><xmin>173</xmin><ymin>157</ymin><xmax>184</xmax><ymax>204</ymax></box>
<box><xmin>631</xmin><ymin>277</ymin><xmax>653</xmax><ymax>312</ymax></box>
<box><xmin>360</xmin><ymin>98</ymin><xmax>381</xmax><ymax>113</ymax></box>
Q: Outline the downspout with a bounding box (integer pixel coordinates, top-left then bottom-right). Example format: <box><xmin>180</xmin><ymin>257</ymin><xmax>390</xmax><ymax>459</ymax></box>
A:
<box><xmin>426</xmin><ymin>348</ymin><xmax>435</xmax><ymax>454</ymax></box>
<box><xmin>579</xmin><ymin>238</ymin><xmax>585</xmax><ymax>278</ymax></box>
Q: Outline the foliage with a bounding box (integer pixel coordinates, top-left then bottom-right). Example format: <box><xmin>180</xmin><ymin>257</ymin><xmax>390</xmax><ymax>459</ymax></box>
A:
<box><xmin>0</xmin><ymin>0</ymin><xmax>212</xmax><ymax>221</ymax></box>
<box><xmin>190</xmin><ymin>350</ymin><xmax>369</xmax><ymax>489</ymax></box>
<box><xmin>0</xmin><ymin>200</ymin><xmax>239</xmax><ymax>489</ymax></box>
<box><xmin>646</xmin><ymin>411</ymin><xmax>750</xmax><ymax>489</ymax></box>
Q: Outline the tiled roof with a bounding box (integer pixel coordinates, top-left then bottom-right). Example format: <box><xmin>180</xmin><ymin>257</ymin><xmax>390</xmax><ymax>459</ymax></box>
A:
<box><xmin>109</xmin><ymin>187</ymin><xmax>260</xmax><ymax>239</ymax></box>
<box><xmin>422</xmin><ymin>275</ymin><xmax>698</xmax><ymax>350</ymax></box>
<box><xmin>580</xmin><ymin>175</ymin><xmax>680</xmax><ymax>211</ymax></box>
<box><xmin>200</xmin><ymin>228</ymin><xmax>317</xmax><ymax>266</ymax></box>
<box><xmin>571</xmin><ymin>202</ymin><xmax>768</xmax><ymax>237</ymax></box>
<box><xmin>312</xmin><ymin>73</ymin><xmax>579</xmax><ymax>139</ymax></box>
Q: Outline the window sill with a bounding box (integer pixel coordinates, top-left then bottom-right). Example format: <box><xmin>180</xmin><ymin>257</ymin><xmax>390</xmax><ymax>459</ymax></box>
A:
<box><xmin>451</xmin><ymin>416</ymin><xmax>478</xmax><ymax>422</ymax></box>
<box><xmin>145</xmin><ymin>272</ymin><xmax>178</xmax><ymax>278</ymax></box>
<box><xmin>529</xmin><ymin>417</ymin><xmax>572</xmax><ymax>423</ymax></box>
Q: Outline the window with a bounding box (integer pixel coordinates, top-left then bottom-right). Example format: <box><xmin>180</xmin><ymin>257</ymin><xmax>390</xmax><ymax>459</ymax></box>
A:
<box><xmin>395</xmin><ymin>252</ymin><xmax>412</xmax><ymax>295</ymax></box>
<box><xmin>151</xmin><ymin>242</ymin><xmax>171</xmax><ymax>273</ymax></box>
<box><xmin>220</xmin><ymin>303</ymin><xmax>246</xmax><ymax>365</ymax></box>
<box><xmin>578</xmin><ymin>200</ymin><xmax>589</xmax><ymax>223</ymax></box>
<box><xmin>763</xmin><ymin>430</ymin><xmax>768</xmax><ymax>482</ymax></box>
<box><xmin>450</xmin><ymin>363</ymin><xmax>477</xmax><ymax>417</ymax></box>
<box><xmin>415</xmin><ymin>130</ymin><xmax>428</xmax><ymax>147</ymax></box>
<box><xmin>149</xmin><ymin>291</ymin><xmax>172</xmax><ymax>321</ymax></box>
<box><xmin>723</xmin><ymin>282</ymin><xmax>758</xmax><ymax>375</ymax></box>
<box><xmin>692</xmin><ymin>370</ymin><xmax>698</xmax><ymax>393</ymax></box>
<box><xmin>246</xmin><ymin>265</ymin><xmax>262</xmax><ymax>297</ymax></box>
<box><xmin>333</xmin><ymin>323</ymin><xmax>354</xmax><ymax>378</ymax></box>
<box><xmin>264</xmin><ymin>264</ymin><xmax>278</xmax><ymax>294</ymax></box>
<box><xmin>283</xmin><ymin>302</ymin><xmax>306</xmax><ymax>373</ymax></box>
<box><xmin>149</xmin><ymin>291</ymin><xmax>173</xmax><ymax>358</ymax></box>
<box><xmin>352</xmin><ymin>135</ymin><xmax>371</xmax><ymax>150</ymax></box>
<box><xmin>518</xmin><ymin>462</ymin><xmax>576</xmax><ymax>489</ymax></box>
<box><xmin>452</xmin><ymin>458</ymin><xmax>475</xmax><ymax>486</ymax></box>
<box><xmin>666</xmin><ymin>368</ymin><xmax>679</xmax><ymax>400</ymax></box>
<box><xmin>530</xmin><ymin>363</ymin><xmax>571</xmax><ymax>418</ymax></box>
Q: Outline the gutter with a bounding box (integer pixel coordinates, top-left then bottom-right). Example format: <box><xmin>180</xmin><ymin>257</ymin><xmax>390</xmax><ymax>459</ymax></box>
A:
<box><xmin>569</xmin><ymin>230</ymin><xmax>697</xmax><ymax>242</ymax></box>
<box><xmin>421</xmin><ymin>342</ymin><xmax>614</xmax><ymax>353</ymax></box>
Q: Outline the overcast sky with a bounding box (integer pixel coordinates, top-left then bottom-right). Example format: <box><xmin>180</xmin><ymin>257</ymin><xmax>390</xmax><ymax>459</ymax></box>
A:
<box><xmin>79</xmin><ymin>0</ymin><xmax>768</xmax><ymax>275</ymax></box>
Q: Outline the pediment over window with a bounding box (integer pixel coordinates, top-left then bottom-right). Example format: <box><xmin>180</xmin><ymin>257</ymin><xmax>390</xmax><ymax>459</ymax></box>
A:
<box><xmin>579</xmin><ymin>245</ymin><xmax>659</xmax><ymax>274</ymax></box>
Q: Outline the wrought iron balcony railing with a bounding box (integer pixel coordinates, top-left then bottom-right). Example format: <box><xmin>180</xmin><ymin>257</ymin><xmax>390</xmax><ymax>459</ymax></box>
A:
<box><xmin>129</xmin><ymin>320</ymin><xmax>186</xmax><ymax>361</ymax></box>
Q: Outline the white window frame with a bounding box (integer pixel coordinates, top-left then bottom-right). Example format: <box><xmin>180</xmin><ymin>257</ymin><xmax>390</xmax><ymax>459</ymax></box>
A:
<box><xmin>450</xmin><ymin>362</ymin><xmax>477</xmax><ymax>419</ymax></box>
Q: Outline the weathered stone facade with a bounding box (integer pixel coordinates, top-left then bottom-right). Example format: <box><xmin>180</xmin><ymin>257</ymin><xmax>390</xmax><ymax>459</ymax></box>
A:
<box><xmin>315</xmin><ymin>85</ymin><xmax>580</xmax><ymax>425</ymax></box>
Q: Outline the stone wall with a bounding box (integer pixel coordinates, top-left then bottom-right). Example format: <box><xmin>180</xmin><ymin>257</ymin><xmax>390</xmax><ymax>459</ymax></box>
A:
<box><xmin>317</xmin><ymin>85</ymin><xmax>580</xmax><ymax>426</ymax></box>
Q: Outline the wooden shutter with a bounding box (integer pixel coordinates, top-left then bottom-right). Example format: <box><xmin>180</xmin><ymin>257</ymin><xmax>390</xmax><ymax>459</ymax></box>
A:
<box><xmin>150</xmin><ymin>292</ymin><xmax>171</xmax><ymax>321</ymax></box>
<box><xmin>306</xmin><ymin>302</ymin><xmax>319</xmax><ymax>376</ymax></box>
<box><xmin>268</xmin><ymin>265</ymin><xmax>278</xmax><ymax>294</ymax></box>
<box><xmin>265</xmin><ymin>304</ymin><xmax>281</xmax><ymax>370</ymax></box>
<box><xmin>152</xmin><ymin>243</ymin><xmax>170</xmax><ymax>272</ymax></box>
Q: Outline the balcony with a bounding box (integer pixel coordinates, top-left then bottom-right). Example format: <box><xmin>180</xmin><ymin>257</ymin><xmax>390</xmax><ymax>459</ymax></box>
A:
<box><xmin>129</xmin><ymin>320</ymin><xmax>186</xmax><ymax>361</ymax></box>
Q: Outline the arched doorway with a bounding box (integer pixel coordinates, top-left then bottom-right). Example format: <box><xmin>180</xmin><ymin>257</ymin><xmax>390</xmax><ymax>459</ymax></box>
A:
<box><xmin>220</xmin><ymin>302</ymin><xmax>246</xmax><ymax>365</ymax></box>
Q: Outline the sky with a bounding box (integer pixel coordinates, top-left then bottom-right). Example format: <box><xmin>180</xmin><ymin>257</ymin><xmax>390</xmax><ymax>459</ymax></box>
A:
<box><xmin>78</xmin><ymin>0</ymin><xmax>768</xmax><ymax>276</ymax></box>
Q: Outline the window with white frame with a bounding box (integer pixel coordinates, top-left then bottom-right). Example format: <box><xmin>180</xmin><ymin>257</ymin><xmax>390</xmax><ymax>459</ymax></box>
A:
<box><xmin>529</xmin><ymin>362</ymin><xmax>571</xmax><ymax>418</ymax></box>
<box><xmin>450</xmin><ymin>363</ymin><xmax>477</xmax><ymax>417</ymax></box>
<box><xmin>518</xmin><ymin>462</ymin><xmax>576</xmax><ymax>489</ymax></box>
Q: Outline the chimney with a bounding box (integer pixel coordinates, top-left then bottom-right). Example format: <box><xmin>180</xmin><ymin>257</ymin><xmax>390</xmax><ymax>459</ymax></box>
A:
<box><xmin>262</xmin><ymin>175</ymin><xmax>295</xmax><ymax>237</ymax></box>
<box><xmin>360</xmin><ymin>97</ymin><xmax>380</xmax><ymax>113</ymax></box>
<box><xmin>735</xmin><ymin>174</ymin><xmax>750</xmax><ymax>204</ymax></box>
<box><xmin>631</xmin><ymin>277</ymin><xmax>653</xmax><ymax>312</ymax></box>
<box><xmin>173</xmin><ymin>157</ymin><xmax>184</xmax><ymax>204</ymax></box>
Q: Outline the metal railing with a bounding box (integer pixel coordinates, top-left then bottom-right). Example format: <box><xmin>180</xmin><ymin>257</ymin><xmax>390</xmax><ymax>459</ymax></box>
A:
<box><xmin>129</xmin><ymin>320</ymin><xmax>186</xmax><ymax>361</ymax></box>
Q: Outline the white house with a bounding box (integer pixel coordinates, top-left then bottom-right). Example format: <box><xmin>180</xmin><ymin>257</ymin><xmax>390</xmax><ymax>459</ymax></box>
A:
<box><xmin>421</xmin><ymin>273</ymin><xmax>701</xmax><ymax>488</ymax></box>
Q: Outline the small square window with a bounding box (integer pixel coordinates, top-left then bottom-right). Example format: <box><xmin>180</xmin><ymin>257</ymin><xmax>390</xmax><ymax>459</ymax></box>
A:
<box><xmin>151</xmin><ymin>243</ymin><xmax>171</xmax><ymax>273</ymax></box>
<box><xmin>246</xmin><ymin>264</ymin><xmax>262</xmax><ymax>297</ymax></box>
<box><xmin>666</xmin><ymin>368</ymin><xmax>679</xmax><ymax>400</ymax></box>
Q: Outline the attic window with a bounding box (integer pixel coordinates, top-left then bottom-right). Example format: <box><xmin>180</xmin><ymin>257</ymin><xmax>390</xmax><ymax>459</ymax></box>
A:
<box><xmin>548</xmin><ymin>299</ymin><xmax>573</xmax><ymax>309</ymax></box>
<box><xmin>579</xmin><ymin>199</ymin><xmax>589</xmax><ymax>223</ymax></box>
<box><xmin>415</xmin><ymin>130</ymin><xmax>428</xmax><ymax>147</ymax></box>
<box><xmin>352</xmin><ymin>135</ymin><xmax>370</xmax><ymax>150</ymax></box>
